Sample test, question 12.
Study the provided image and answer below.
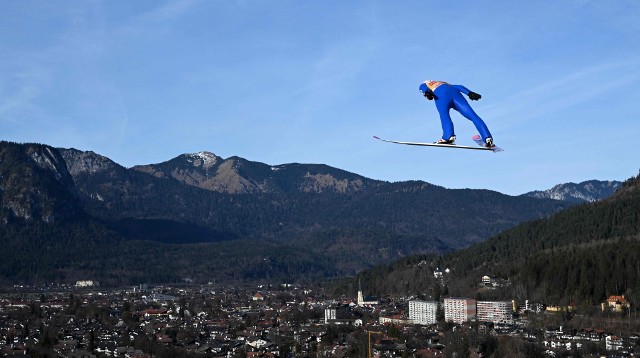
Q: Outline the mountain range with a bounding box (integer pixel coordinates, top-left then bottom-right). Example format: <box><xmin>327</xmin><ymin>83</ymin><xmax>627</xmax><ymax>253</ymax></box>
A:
<box><xmin>0</xmin><ymin>140</ymin><xmax>619</xmax><ymax>286</ymax></box>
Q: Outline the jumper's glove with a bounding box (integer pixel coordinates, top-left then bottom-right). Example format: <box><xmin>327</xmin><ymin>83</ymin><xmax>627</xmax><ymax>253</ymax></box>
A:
<box><xmin>468</xmin><ymin>91</ymin><xmax>481</xmax><ymax>101</ymax></box>
<box><xmin>423</xmin><ymin>89</ymin><xmax>437</xmax><ymax>100</ymax></box>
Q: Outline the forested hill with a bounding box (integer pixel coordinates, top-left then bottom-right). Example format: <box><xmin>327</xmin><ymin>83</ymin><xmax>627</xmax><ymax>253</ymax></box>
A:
<box><xmin>350</xmin><ymin>171</ymin><xmax>640</xmax><ymax>305</ymax></box>
<box><xmin>454</xmin><ymin>173</ymin><xmax>640</xmax><ymax>273</ymax></box>
<box><xmin>495</xmin><ymin>172</ymin><xmax>640</xmax><ymax>304</ymax></box>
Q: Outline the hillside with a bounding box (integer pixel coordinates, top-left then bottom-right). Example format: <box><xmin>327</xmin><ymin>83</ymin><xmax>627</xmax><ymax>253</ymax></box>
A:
<box><xmin>1</xmin><ymin>140</ymin><xmax>573</xmax><ymax>286</ymax></box>
<box><xmin>59</xmin><ymin>147</ymin><xmax>572</xmax><ymax>249</ymax></box>
<box><xmin>453</xmin><ymin>172</ymin><xmax>640</xmax><ymax>268</ymax></box>
<box><xmin>461</xmin><ymin>172</ymin><xmax>640</xmax><ymax>304</ymax></box>
<box><xmin>350</xmin><ymin>171</ymin><xmax>640</xmax><ymax>305</ymax></box>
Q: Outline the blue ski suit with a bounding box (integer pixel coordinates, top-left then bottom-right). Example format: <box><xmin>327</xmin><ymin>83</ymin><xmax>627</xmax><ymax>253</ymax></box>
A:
<box><xmin>419</xmin><ymin>80</ymin><xmax>492</xmax><ymax>142</ymax></box>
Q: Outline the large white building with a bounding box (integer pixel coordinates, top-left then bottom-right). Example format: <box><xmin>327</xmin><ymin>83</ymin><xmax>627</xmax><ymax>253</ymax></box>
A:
<box><xmin>75</xmin><ymin>280</ymin><xmax>98</xmax><ymax>288</ymax></box>
<box><xmin>444</xmin><ymin>298</ymin><xmax>477</xmax><ymax>324</ymax></box>
<box><xmin>324</xmin><ymin>308</ymin><xmax>336</xmax><ymax>323</ymax></box>
<box><xmin>476</xmin><ymin>301</ymin><xmax>513</xmax><ymax>324</ymax></box>
<box><xmin>409</xmin><ymin>300</ymin><xmax>438</xmax><ymax>325</ymax></box>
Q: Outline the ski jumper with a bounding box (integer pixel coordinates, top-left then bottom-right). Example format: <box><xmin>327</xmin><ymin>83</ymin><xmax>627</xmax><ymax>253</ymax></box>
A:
<box><xmin>419</xmin><ymin>80</ymin><xmax>492</xmax><ymax>142</ymax></box>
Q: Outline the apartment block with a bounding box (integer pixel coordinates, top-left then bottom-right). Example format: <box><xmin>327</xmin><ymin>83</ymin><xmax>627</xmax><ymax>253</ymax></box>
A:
<box><xmin>476</xmin><ymin>301</ymin><xmax>513</xmax><ymax>324</ymax></box>
<box><xmin>444</xmin><ymin>298</ymin><xmax>477</xmax><ymax>324</ymax></box>
<box><xmin>409</xmin><ymin>300</ymin><xmax>438</xmax><ymax>325</ymax></box>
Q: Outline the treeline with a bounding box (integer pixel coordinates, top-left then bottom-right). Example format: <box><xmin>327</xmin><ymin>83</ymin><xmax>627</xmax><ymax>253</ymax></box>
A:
<box><xmin>0</xmin><ymin>218</ymin><xmax>345</xmax><ymax>285</ymax></box>
<box><xmin>517</xmin><ymin>236</ymin><xmax>640</xmax><ymax>304</ymax></box>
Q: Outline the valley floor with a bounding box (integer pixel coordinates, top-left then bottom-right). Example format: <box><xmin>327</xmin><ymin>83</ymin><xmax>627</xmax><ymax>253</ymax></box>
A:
<box><xmin>2</xmin><ymin>283</ymin><xmax>640</xmax><ymax>357</ymax></box>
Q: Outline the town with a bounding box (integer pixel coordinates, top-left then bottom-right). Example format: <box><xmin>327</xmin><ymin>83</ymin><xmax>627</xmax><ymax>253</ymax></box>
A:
<box><xmin>2</xmin><ymin>273</ymin><xmax>639</xmax><ymax>358</ymax></box>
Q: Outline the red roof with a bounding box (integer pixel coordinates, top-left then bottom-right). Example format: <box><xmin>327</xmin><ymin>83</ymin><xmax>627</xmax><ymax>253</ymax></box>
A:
<box><xmin>143</xmin><ymin>308</ymin><xmax>168</xmax><ymax>315</ymax></box>
<box><xmin>607</xmin><ymin>295</ymin><xmax>627</xmax><ymax>303</ymax></box>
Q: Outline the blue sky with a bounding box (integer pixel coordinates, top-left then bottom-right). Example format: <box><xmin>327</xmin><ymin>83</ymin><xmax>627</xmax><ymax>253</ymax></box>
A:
<box><xmin>2</xmin><ymin>1</ymin><xmax>640</xmax><ymax>195</ymax></box>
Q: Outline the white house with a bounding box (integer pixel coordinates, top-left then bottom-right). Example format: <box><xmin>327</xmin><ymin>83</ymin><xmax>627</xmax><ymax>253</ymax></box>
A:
<box><xmin>606</xmin><ymin>335</ymin><xmax>624</xmax><ymax>351</ymax></box>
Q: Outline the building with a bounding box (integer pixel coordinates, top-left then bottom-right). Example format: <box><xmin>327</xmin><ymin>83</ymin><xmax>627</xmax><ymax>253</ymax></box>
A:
<box><xmin>409</xmin><ymin>300</ymin><xmax>438</xmax><ymax>325</ymax></box>
<box><xmin>444</xmin><ymin>298</ymin><xmax>476</xmax><ymax>324</ymax></box>
<box><xmin>379</xmin><ymin>315</ymin><xmax>411</xmax><ymax>325</ymax></box>
<box><xmin>602</xmin><ymin>295</ymin><xmax>630</xmax><ymax>312</ymax></box>
<box><xmin>324</xmin><ymin>307</ymin><xmax>336</xmax><ymax>323</ymax></box>
<box><xmin>356</xmin><ymin>279</ymin><xmax>379</xmax><ymax>306</ymax></box>
<box><xmin>546</xmin><ymin>303</ymin><xmax>577</xmax><ymax>312</ymax></box>
<box><xmin>75</xmin><ymin>280</ymin><xmax>98</xmax><ymax>288</ymax></box>
<box><xmin>606</xmin><ymin>335</ymin><xmax>624</xmax><ymax>351</ymax></box>
<box><xmin>324</xmin><ymin>305</ymin><xmax>352</xmax><ymax>325</ymax></box>
<box><xmin>476</xmin><ymin>301</ymin><xmax>512</xmax><ymax>324</ymax></box>
<box><xmin>520</xmin><ymin>300</ymin><xmax>545</xmax><ymax>314</ymax></box>
<box><xmin>433</xmin><ymin>269</ymin><xmax>443</xmax><ymax>279</ymax></box>
<box><xmin>481</xmin><ymin>276</ymin><xmax>493</xmax><ymax>285</ymax></box>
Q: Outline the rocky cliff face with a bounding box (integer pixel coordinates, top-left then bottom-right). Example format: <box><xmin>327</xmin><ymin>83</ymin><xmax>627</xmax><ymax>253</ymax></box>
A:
<box><xmin>522</xmin><ymin>180</ymin><xmax>622</xmax><ymax>203</ymax></box>
<box><xmin>0</xmin><ymin>142</ymin><xmax>80</xmax><ymax>223</ymax></box>
<box><xmin>60</xmin><ymin>148</ymin><xmax>122</xmax><ymax>176</ymax></box>
<box><xmin>133</xmin><ymin>152</ymin><xmax>373</xmax><ymax>194</ymax></box>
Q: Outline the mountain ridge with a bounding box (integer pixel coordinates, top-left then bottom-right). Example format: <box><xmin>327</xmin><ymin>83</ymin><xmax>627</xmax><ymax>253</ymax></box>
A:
<box><xmin>521</xmin><ymin>179</ymin><xmax>622</xmax><ymax>203</ymax></box>
<box><xmin>131</xmin><ymin>151</ymin><xmax>376</xmax><ymax>194</ymax></box>
<box><xmin>1</xmin><ymin>140</ymin><xmax>611</xmax><ymax>286</ymax></box>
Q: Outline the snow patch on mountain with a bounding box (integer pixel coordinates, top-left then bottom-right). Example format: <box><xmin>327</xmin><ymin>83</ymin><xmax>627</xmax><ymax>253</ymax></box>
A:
<box><xmin>186</xmin><ymin>151</ymin><xmax>219</xmax><ymax>169</ymax></box>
